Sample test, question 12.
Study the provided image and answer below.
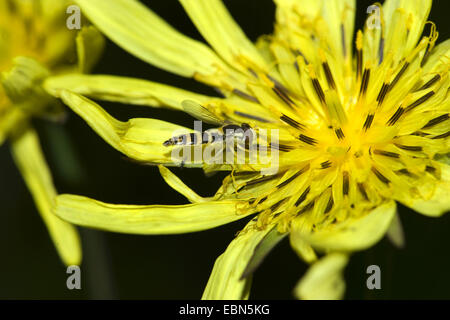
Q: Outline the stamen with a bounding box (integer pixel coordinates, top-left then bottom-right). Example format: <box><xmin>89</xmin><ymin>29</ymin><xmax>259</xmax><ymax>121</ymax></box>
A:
<box><xmin>273</xmin><ymin>86</ymin><xmax>296</xmax><ymax>108</ymax></box>
<box><xmin>267</xmin><ymin>75</ymin><xmax>296</xmax><ymax>109</ymax></box>
<box><xmin>359</xmin><ymin>68</ymin><xmax>370</xmax><ymax>98</ymax></box>
<box><xmin>387</xmin><ymin>107</ymin><xmax>404</xmax><ymax>125</ymax></box>
<box><xmin>320</xmin><ymin>160</ymin><xmax>332</xmax><ymax>169</ymax></box>
<box><xmin>270</xmin><ymin>199</ymin><xmax>287</xmax><ymax>212</ymax></box>
<box><xmin>258</xmin><ymin>196</ymin><xmax>268</xmax><ymax>205</ymax></box>
<box><xmin>422</xmin><ymin>113</ymin><xmax>449</xmax><ymax>129</ymax></box>
<box><xmin>245</xmin><ymin>175</ymin><xmax>279</xmax><ymax>187</ymax></box>
<box><xmin>276</xmin><ymin>167</ymin><xmax>308</xmax><ymax>188</ymax></box>
<box><xmin>322</xmin><ymin>61</ymin><xmax>336</xmax><ymax>90</ymax></box>
<box><xmin>311</xmin><ymin>78</ymin><xmax>326</xmax><ymax>105</ymax></box>
<box><xmin>297</xmin><ymin>201</ymin><xmax>315</xmax><ymax>215</ymax></box>
<box><xmin>324</xmin><ymin>196</ymin><xmax>334</xmax><ymax>214</ymax></box>
<box><xmin>342</xmin><ymin>171</ymin><xmax>349</xmax><ymax>196</ymax></box>
<box><xmin>371</xmin><ymin>167</ymin><xmax>390</xmax><ymax>184</ymax></box>
<box><xmin>394</xmin><ymin>144</ymin><xmax>422</xmax><ymax>152</ymax></box>
<box><xmin>335</xmin><ymin>128</ymin><xmax>345</xmax><ymax>140</ymax></box>
<box><xmin>376</xmin><ymin>82</ymin><xmax>390</xmax><ymax>106</ymax></box>
<box><xmin>299</xmin><ymin>134</ymin><xmax>318</xmax><ymax>145</ymax></box>
<box><xmin>295</xmin><ymin>186</ymin><xmax>311</xmax><ymax>206</ymax></box>
<box><xmin>404</xmin><ymin>91</ymin><xmax>435</xmax><ymax>113</ymax></box>
<box><xmin>269</xmin><ymin>143</ymin><xmax>294</xmax><ymax>152</ymax></box>
<box><xmin>234</xmin><ymin>110</ymin><xmax>270</xmax><ymax>123</ymax></box>
<box><xmin>378</xmin><ymin>36</ymin><xmax>385</xmax><ymax>65</ymax></box>
<box><xmin>248</xmin><ymin>68</ymin><xmax>258</xmax><ymax>78</ymax></box>
<box><xmin>373</xmin><ymin>150</ymin><xmax>400</xmax><ymax>158</ymax></box>
<box><xmin>389</xmin><ymin>62</ymin><xmax>410</xmax><ymax>91</ymax></box>
<box><xmin>363</xmin><ymin>114</ymin><xmax>374</xmax><ymax>131</ymax></box>
<box><xmin>357</xmin><ymin>182</ymin><xmax>369</xmax><ymax>200</ymax></box>
<box><xmin>232</xmin><ymin>89</ymin><xmax>259</xmax><ymax>103</ymax></box>
<box><xmin>396</xmin><ymin>168</ymin><xmax>413</xmax><ymax>177</ymax></box>
<box><xmin>294</xmin><ymin>49</ymin><xmax>309</xmax><ymax>65</ymax></box>
<box><xmin>340</xmin><ymin>24</ymin><xmax>347</xmax><ymax>58</ymax></box>
<box><xmin>280</xmin><ymin>114</ymin><xmax>304</xmax><ymax>130</ymax></box>
<box><xmin>417</xmin><ymin>74</ymin><xmax>440</xmax><ymax>91</ymax></box>
<box><xmin>432</xmin><ymin>131</ymin><xmax>450</xmax><ymax>139</ymax></box>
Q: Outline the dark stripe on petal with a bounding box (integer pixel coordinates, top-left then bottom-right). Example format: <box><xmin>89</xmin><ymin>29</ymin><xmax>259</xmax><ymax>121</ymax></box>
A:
<box><xmin>340</xmin><ymin>24</ymin><xmax>347</xmax><ymax>57</ymax></box>
<box><xmin>335</xmin><ymin>128</ymin><xmax>345</xmax><ymax>140</ymax></box>
<box><xmin>378</xmin><ymin>37</ymin><xmax>385</xmax><ymax>64</ymax></box>
<box><xmin>357</xmin><ymin>182</ymin><xmax>369</xmax><ymax>200</ymax></box>
<box><xmin>234</xmin><ymin>110</ymin><xmax>270</xmax><ymax>123</ymax></box>
<box><xmin>232</xmin><ymin>89</ymin><xmax>259</xmax><ymax>103</ymax></box>
<box><xmin>299</xmin><ymin>134</ymin><xmax>318</xmax><ymax>145</ymax></box>
<box><xmin>270</xmin><ymin>199</ymin><xmax>287</xmax><ymax>212</ymax></box>
<box><xmin>342</xmin><ymin>171</ymin><xmax>349</xmax><ymax>196</ymax></box>
<box><xmin>394</xmin><ymin>144</ymin><xmax>423</xmax><ymax>152</ymax></box>
<box><xmin>356</xmin><ymin>49</ymin><xmax>363</xmax><ymax>80</ymax></box>
<box><xmin>276</xmin><ymin>171</ymin><xmax>303</xmax><ymax>189</ymax></box>
<box><xmin>417</xmin><ymin>74</ymin><xmax>440</xmax><ymax>91</ymax></box>
<box><xmin>312</xmin><ymin>78</ymin><xmax>326</xmax><ymax>105</ymax></box>
<box><xmin>431</xmin><ymin>131</ymin><xmax>450</xmax><ymax>139</ymax></box>
<box><xmin>389</xmin><ymin>62</ymin><xmax>410</xmax><ymax>91</ymax></box>
<box><xmin>377</xmin><ymin>82</ymin><xmax>389</xmax><ymax>106</ymax></box>
<box><xmin>363</xmin><ymin>114</ymin><xmax>374</xmax><ymax>131</ymax></box>
<box><xmin>371</xmin><ymin>167</ymin><xmax>390</xmax><ymax>184</ymax></box>
<box><xmin>295</xmin><ymin>186</ymin><xmax>311</xmax><ymax>206</ymax></box>
<box><xmin>404</xmin><ymin>91</ymin><xmax>435</xmax><ymax>113</ymax></box>
<box><xmin>422</xmin><ymin>113</ymin><xmax>449</xmax><ymax>129</ymax></box>
<box><xmin>387</xmin><ymin>107</ymin><xmax>404</xmax><ymax>125</ymax></box>
<box><xmin>323</xmin><ymin>62</ymin><xmax>336</xmax><ymax>90</ymax></box>
<box><xmin>321</xmin><ymin>160</ymin><xmax>332</xmax><ymax>169</ymax></box>
<box><xmin>324</xmin><ymin>196</ymin><xmax>334</xmax><ymax>214</ymax></box>
<box><xmin>258</xmin><ymin>196</ymin><xmax>268</xmax><ymax>204</ymax></box>
<box><xmin>280</xmin><ymin>114</ymin><xmax>304</xmax><ymax>130</ymax></box>
<box><xmin>373</xmin><ymin>150</ymin><xmax>400</xmax><ymax>158</ymax></box>
<box><xmin>297</xmin><ymin>201</ymin><xmax>315</xmax><ymax>215</ymax></box>
<box><xmin>359</xmin><ymin>68</ymin><xmax>370</xmax><ymax>97</ymax></box>
<box><xmin>245</xmin><ymin>175</ymin><xmax>279</xmax><ymax>187</ymax></box>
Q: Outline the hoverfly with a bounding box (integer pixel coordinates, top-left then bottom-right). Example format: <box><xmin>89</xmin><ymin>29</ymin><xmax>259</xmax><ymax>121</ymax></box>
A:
<box><xmin>162</xmin><ymin>100</ymin><xmax>255</xmax><ymax>148</ymax></box>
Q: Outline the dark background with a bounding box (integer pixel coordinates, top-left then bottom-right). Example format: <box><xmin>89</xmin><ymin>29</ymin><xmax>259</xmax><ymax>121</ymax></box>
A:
<box><xmin>1</xmin><ymin>0</ymin><xmax>449</xmax><ymax>299</ymax></box>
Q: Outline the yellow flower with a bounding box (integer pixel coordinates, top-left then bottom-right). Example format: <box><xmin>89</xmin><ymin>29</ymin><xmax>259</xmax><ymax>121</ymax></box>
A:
<box><xmin>46</xmin><ymin>0</ymin><xmax>449</xmax><ymax>298</ymax></box>
<box><xmin>1</xmin><ymin>0</ymin><xmax>103</xmax><ymax>266</ymax></box>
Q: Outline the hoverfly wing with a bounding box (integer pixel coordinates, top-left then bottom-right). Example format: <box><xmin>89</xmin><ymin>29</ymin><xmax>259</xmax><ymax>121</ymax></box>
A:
<box><xmin>181</xmin><ymin>100</ymin><xmax>223</xmax><ymax>126</ymax></box>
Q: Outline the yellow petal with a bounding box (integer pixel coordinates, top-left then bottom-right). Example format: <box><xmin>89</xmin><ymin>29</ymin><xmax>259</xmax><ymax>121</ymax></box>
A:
<box><xmin>241</xmin><ymin>227</ymin><xmax>287</xmax><ymax>279</ymax></box>
<box><xmin>294</xmin><ymin>253</ymin><xmax>349</xmax><ymax>300</ymax></box>
<box><xmin>0</xmin><ymin>107</ymin><xmax>26</xmax><ymax>146</ymax></box>
<box><xmin>76</xmin><ymin>26</ymin><xmax>105</xmax><ymax>73</ymax></box>
<box><xmin>293</xmin><ymin>201</ymin><xmax>397</xmax><ymax>251</ymax></box>
<box><xmin>383</xmin><ymin>0</ymin><xmax>431</xmax><ymax>60</ymax></box>
<box><xmin>59</xmin><ymin>90</ymin><xmax>196</xmax><ymax>165</ymax></box>
<box><xmin>386</xmin><ymin>212</ymin><xmax>405</xmax><ymax>248</ymax></box>
<box><xmin>158</xmin><ymin>165</ymin><xmax>207</xmax><ymax>203</ymax></box>
<box><xmin>202</xmin><ymin>221</ymin><xmax>272</xmax><ymax>300</ymax></box>
<box><xmin>11</xmin><ymin>126</ymin><xmax>81</xmax><ymax>266</ymax></box>
<box><xmin>45</xmin><ymin>74</ymin><xmax>215</xmax><ymax>110</ymax></box>
<box><xmin>75</xmin><ymin>0</ymin><xmax>228</xmax><ymax>78</ymax></box>
<box><xmin>289</xmin><ymin>234</ymin><xmax>318</xmax><ymax>264</ymax></box>
<box><xmin>179</xmin><ymin>0</ymin><xmax>267</xmax><ymax>71</ymax></box>
<box><xmin>400</xmin><ymin>163</ymin><xmax>450</xmax><ymax>217</ymax></box>
<box><xmin>55</xmin><ymin>194</ymin><xmax>253</xmax><ymax>234</ymax></box>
